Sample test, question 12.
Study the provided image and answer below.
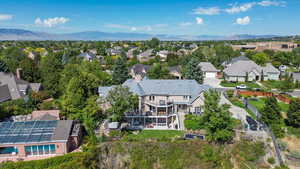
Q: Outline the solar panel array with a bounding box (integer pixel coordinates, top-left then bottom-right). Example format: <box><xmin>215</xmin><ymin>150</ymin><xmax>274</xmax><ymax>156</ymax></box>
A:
<box><xmin>0</xmin><ymin>120</ymin><xmax>58</xmax><ymax>144</ymax></box>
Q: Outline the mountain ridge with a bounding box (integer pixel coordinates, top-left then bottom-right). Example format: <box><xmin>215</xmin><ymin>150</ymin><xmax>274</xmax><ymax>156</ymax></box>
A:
<box><xmin>0</xmin><ymin>28</ymin><xmax>282</xmax><ymax>41</ymax></box>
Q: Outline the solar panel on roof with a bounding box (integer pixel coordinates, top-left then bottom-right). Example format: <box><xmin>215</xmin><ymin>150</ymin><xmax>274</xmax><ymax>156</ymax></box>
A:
<box><xmin>0</xmin><ymin>120</ymin><xmax>59</xmax><ymax>144</ymax></box>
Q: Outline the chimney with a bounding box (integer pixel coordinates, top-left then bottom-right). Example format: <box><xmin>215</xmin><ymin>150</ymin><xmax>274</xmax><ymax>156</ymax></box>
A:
<box><xmin>16</xmin><ymin>68</ymin><xmax>22</xmax><ymax>79</ymax></box>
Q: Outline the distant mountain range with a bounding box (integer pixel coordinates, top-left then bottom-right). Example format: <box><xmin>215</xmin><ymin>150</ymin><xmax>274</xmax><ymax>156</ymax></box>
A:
<box><xmin>0</xmin><ymin>28</ymin><xmax>281</xmax><ymax>41</ymax></box>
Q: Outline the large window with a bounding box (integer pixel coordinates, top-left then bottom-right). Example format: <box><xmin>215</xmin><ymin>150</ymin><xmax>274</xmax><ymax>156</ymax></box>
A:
<box><xmin>25</xmin><ymin>144</ymin><xmax>56</xmax><ymax>156</ymax></box>
<box><xmin>0</xmin><ymin>147</ymin><xmax>18</xmax><ymax>155</ymax></box>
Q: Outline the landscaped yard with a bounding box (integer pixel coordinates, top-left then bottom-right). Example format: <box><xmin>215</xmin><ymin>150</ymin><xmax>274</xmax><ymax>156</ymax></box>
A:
<box><xmin>261</xmin><ymin>80</ymin><xmax>285</xmax><ymax>89</ymax></box>
<box><xmin>220</xmin><ymin>81</ymin><xmax>260</xmax><ymax>88</ymax></box>
<box><xmin>122</xmin><ymin>130</ymin><xmax>184</xmax><ymax>141</ymax></box>
<box><xmin>248</xmin><ymin>98</ymin><xmax>289</xmax><ymax>112</ymax></box>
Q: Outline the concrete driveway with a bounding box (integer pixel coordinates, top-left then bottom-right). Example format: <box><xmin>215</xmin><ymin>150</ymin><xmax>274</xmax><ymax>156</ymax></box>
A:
<box><xmin>203</xmin><ymin>77</ymin><xmax>222</xmax><ymax>88</ymax></box>
<box><xmin>219</xmin><ymin>92</ymin><xmax>247</xmax><ymax>123</ymax></box>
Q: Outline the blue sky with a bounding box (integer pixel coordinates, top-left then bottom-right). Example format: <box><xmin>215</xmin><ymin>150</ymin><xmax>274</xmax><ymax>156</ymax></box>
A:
<box><xmin>0</xmin><ymin>0</ymin><xmax>299</xmax><ymax>35</ymax></box>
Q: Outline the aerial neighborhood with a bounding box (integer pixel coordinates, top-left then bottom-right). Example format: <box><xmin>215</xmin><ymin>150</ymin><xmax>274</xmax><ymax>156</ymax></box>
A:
<box><xmin>0</xmin><ymin>35</ymin><xmax>300</xmax><ymax>168</ymax></box>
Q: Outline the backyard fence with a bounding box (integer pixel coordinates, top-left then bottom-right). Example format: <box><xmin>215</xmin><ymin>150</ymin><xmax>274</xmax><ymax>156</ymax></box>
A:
<box><xmin>243</xmin><ymin>99</ymin><xmax>284</xmax><ymax>165</ymax></box>
<box><xmin>237</xmin><ymin>90</ymin><xmax>291</xmax><ymax>104</ymax></box>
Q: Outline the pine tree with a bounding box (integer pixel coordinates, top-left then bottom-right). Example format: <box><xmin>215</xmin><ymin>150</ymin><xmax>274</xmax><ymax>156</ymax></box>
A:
<box><xmin>183</xmin><ymin>58</ymin><xmax>204</xmax><ymax>84</ymax></box>
<box><xmin>201</xmin><ymin>90</ymin><xmax>236</xmax><ymax>143</ymax></box>
<box><xmin>112</xmin><ymin>57</ymin><xmax>130</xmax><ymax>85</ymax></box>
<box><xmin>261</xmin><ymin>97</ymin><xmax>285</xmax><ymax>138</ymax></box>
<box><xmin>287</xmin><ymin>99</ymin><xmax>300</xmax><ymax>127</ymax></box>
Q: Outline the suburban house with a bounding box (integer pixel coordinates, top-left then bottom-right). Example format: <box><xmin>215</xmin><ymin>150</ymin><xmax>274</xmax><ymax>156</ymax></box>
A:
<box><xmin>0</xmin><ymin>119</ymin><xmax>82</xmax><ymax>162</ymax></box>
<box><xmin>292</xmin><ymin>72</ymin><xmax>300</xmax><ymax>82</ymax></box>
<box><xmin>78</xmin><ymin>52</ymin><xmax>96</xmax><ymax>61</ymax></box>
<box><xmin>129</xmin><ymin>64</ymin><xmax>151</xmax><ymax>80</ymax></box>
<box><xmin>137</xmin><ymin>49</ymin><xmax>154</xmax><ymax>62</ymax></box>
<box><xmin>223</xmin><ymin>60</ymin><xmax>280</xmax><ymax>82</ymax></box>
<box><xmin>0</xmin><ymin>71</ymin><xmax>42</xmax><ymax>103</ymax></box>
<box><xmin>98</xmin><ymin>79</ymin><xmax>211</xmax><ymax>130</ymax></box>
<box><xmin>8</xmin><ymin>110</ymin><xmax>61</xmax><ymax>122</ymax></box>
<box><xmin>157</xmin><ymin>50</ymin><xmax>169</xmax><ymax>61</ymax></box>
<box><xmin>168</xmin><ymin>66</ymin><xmax>182</xmax><ymax>79</ymax></box>
<box><xmin>198</xmin><ymin>62</ymin><xmax>220</xmax><ymax>78</ymax></box>
<box><xmin>126</xmin><ymin>47</ymin><xmax>138</xmax><ymax>59</ymax></box>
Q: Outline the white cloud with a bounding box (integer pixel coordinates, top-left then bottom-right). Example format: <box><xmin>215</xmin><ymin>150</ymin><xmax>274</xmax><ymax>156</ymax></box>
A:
<box><xmin>258</xmin><ymin>0</ymin><xmax>286</xmax><ymax>7</ymax></box>
<box><xmin>225</xmin><ymin>2</ymin><xmax>256</xmax><ymax>14</ymax></box>
<box><xmin>130</xmin><ymin>27</ymin><xmax>137</xmax><ymax>31</ymax></box>
<box><xmin>35</xmin><ymin>17</ymin><xmax>69</xmax><ymax>27</ymax></box>
<box><xmin>196</xmin><ymin>17</ymin><xmax>204</xmax><ymax>25</ymax></box>
<box><xmin>236</xmin><ymin>16</ymin><xmax>251</xmax><ymax>25</ymax></box>
<box><xmin>0</xmin><ymin>14</ymin><xmax>13</xmax><ymax>21</ymax></box>
<box><xmin>193</xmin><ymin>7</ymin><xmax>220</xmax><ymax>15</ymax></box>
<box><xmin>179</xmin><ymin>22</ymin><xmax>192</xmax><ymax>26</ymax></box>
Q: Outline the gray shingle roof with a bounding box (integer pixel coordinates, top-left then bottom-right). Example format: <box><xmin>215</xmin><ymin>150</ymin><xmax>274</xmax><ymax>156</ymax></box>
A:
<box><xmin>198</xmin><ymin>62</ymin><xmax>219</xmax><ymax>72</ymax></box>
<box><xmin>99</xmin><ymin>79</ymin><xmax>211</xmax><ymax>103</ymax></box>
<box><xmin>0</xmin><ymin>72</ymin><xmax>41</xmax><ymax>100</ymax></box>
<box><xmin>52</xmin><ymin>120</ymin><xmax>73</xmax><ymax>141</ymax></box>
<box><xmin>0</xmin><ymin>85</ymin><xmax>11</xmax><ymax>103</ymax></box>
<box><xmin>223</xmin><ymin>60</ymin><xmax>279</xmax><ymax>76</ymax></box>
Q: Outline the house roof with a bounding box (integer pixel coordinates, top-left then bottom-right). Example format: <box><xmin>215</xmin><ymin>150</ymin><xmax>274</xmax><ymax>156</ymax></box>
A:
<box><xmin>0</xmin><ymin>120</ymin><xmax>73</xmax><ymax>144</ymax></box>
<box><xmin>78</xmin><ymin>52</ymin><xmax>96</xmax><ymax>60</ymax></box>
<box><xmin>0</xmin><ymin>85</ymin><xmax>11</xmax><ymax>103</ymax></box>
<box><xmin>168</xmin><ymin>66</ymin><xmax>181</xmax><ymax>73</ymax></box>
<box><xmin>198</xmin><ymin>62</ymin><xmax>219</xmax><ymax>72</ymax></box>
<box><xmin>0</xmin><ymin>72</ymin><xmax>42</xmax><ymax>100</ymax></box>
<box><xmin>229</xmin><ymin>55</ymin><xmax>250</xmax><ymax>64</ymax></box>
<box><xmin>223</xmin><ymin>60</ymin><xmax>279</xmax><ymax>76</ymax></box>
<box><xmin>138</xmin><ymin>49</ymin><xmax>153</xmax><ymax>58</ymax></box>
<box><xmin>130</xmin><ymin>64</ymin><xmax>151</xmax><ymax>75</ymax></box>
<box><xmin>99</xmin><ymin>79</ymin><xmax>211</xmax><ymax>104</ymax></box>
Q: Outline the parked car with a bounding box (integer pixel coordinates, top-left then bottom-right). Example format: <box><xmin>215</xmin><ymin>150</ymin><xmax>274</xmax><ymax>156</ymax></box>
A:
<box><xmin>184</xmin><ymin>134</ymin><xmax>205</xmax><ymax>140</ymax></box>
<box><xmin>236</xmin><ymin>84</ymin><xmax>247</xmax><ymax>89</ymax></box>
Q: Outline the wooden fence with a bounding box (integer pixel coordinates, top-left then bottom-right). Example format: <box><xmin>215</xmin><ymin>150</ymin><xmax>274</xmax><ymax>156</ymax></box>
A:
<box><xmin>237</xmin><ymin>90</ymin><xmax>291</xmax><ymax>104</ymax></box>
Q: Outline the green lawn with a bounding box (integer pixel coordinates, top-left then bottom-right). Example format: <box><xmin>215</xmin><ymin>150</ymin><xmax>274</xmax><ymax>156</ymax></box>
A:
<box><xmin>122</xmin><ymin>130</ymin><xmax>184</xmax><ymax>141</ymax></box>
<box><xmin>220</xmin><ymin>81</ymin><xmax>260</xmax><ymax>88</ymax></box>
<box><xmin>248</xmin><ymin>98</ymin><xmax>289</xmax><ymax>112</ymax></box>
<box><xmin>261</xmin><ymin>80</ymin><xmax>284</xmax><ymax>89</ymax></box>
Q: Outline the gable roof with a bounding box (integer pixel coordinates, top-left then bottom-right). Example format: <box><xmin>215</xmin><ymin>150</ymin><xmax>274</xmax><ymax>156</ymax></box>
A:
<box><xmin>0</xmin><ymin>72</ymin><xmax>42</xmax><ymax>100</ymax></box>
<box><xmin>78</xmin><ymin>52</ymin><xmax>96</xmax><ymax>60</ymax></box>
<box><xmin>130</xmin><ymin>64</ymin><xmax>151</xmax><ymax>75</ymax></box>
<box><xmin>224</xmin><ymin>60</ymin><xmax>279</xmax><ymax>76</ymax></box>
<box><xmin>198</xmin><ymin>62</ymin><xmax>219</xmax><ymax>72</ymax></box>
<box><xmin>99</xmin><ymin>79</ymin><xmax>211</xmax><ymax>104</ymax></box>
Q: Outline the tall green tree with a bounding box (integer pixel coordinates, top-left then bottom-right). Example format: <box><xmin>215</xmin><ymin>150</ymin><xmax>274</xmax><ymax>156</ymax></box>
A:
<box><xmin>287</xmin><ymin>99</ymin><xmax>300</xmax><ymax>127</ymax></box>
<box><xmin>112</xmin><ymin>57</ymin><xmax>130</xmax><ymax>85</ymax></box>
<box><xmin>147</xmin><ymin>37</ymin><xmax>160</xmax><ymax>48</ymax></box>
<box><xmin>40</xmin><ymin>53</ymin><xmax>63</xmax><ymax>97</ymax></box>
<box><xmin>147</xmin><ymin>63</ymin><xmax>171</xmax><ymax>79</ymax></box>
<box><xmin>201</xmin><ymin>90</ymin><xmax>236</xmax><ymax>143</ymax></box>
<box><xmin>105</xmin><ymin>86</ymin><xmax>138</xmax><ymax>121</ymax></box>
<box><xmin>251</xmin><ymin>52</ymin><xmax>270</xmax><ymax>66</ymax></box>
<box><xmin>261</xmin><ymin>97</ymin><xmax>285</xmax><ymax>138</ymax></box>
<box><xmin>183</xmin><ymin>58</ymin><xmax>204</xmax><ymax>84</ymax></box>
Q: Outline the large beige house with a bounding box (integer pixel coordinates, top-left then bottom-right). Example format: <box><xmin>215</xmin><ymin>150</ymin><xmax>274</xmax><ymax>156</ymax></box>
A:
<box><xmin>98</xmin><ymin>79</ymin><xmax>211</xmax><ymax>130</ymax></box>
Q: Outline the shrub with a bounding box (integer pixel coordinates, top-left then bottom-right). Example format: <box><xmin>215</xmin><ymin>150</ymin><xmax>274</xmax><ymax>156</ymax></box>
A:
<box><xmin>267</xmin><ymin>157</ymin><xmax>275</xmax><ymax>164</ymax></box>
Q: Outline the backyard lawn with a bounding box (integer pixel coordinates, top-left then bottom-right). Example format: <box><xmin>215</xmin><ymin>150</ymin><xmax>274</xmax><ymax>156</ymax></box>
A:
<box><xmin>122</xmin><ymin>130</ymin><xmax>184</xmax><ymax>141</ymax></box>
<box><xmin>248</xmin><ymin>98</ymin><xmax>289</xmax><ymax>112</ymax></box>
<box><xmin>220</xmin><ymin>81</ymin><xmax>260</xmax><ymax>88</ymax></box>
